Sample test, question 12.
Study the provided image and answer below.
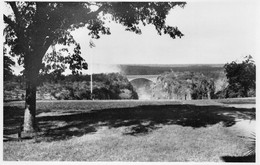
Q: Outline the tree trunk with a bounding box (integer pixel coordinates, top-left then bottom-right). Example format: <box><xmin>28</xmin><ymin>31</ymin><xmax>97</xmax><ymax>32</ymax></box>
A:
<box><xmin>243</xmin><ymin>86</ymin><xmax>248</xmax><ymax>97</ymax></box>
<box><xmin>23</xmin><ymin>73</ymin><xmax>39</xmax><ymax>132</ymax></box>
<box><xmin>23</xmin><ymin>50</ymin><xmax>43</xmax><ymax>133</ymax></box>
<box><xmin>21</xmin><ymin>25</ymin><xmax>53</xmax><ymax>133</ymax></box>
<box><xmin>207</xmin><ymin>91</ymin><xmax>211</xmax><ymax>99</ymax></box>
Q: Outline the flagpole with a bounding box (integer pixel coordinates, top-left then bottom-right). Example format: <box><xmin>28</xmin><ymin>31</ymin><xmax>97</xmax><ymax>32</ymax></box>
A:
<box><xmin>89</xmin><ymin>39</ymin><xmax>95</xmax><ymax>100</ymax></box>
<box><xmin>90</xmin><ymin>51</ymin><xmax>93</xmax><ymax>100</ymax></box>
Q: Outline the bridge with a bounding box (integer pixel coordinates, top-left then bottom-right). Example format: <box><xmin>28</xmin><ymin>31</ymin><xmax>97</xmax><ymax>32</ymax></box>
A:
<box><xmin>126</xmin><ymin>75</ymin><xmax>159</xmax><ymax>83</ymax></box>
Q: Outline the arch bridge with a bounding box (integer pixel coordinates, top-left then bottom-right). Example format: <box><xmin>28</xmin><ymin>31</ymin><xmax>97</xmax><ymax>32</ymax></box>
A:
<box><xmin>126</xmin><ymin>75</ymin><xmax>159</xmax><ymax>83</ymax></box>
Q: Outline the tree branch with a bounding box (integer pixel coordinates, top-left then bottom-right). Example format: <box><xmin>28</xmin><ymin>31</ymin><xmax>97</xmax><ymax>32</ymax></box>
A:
<box><xmin>8</xmin><ymin>2</ymin><xmax>20</xmax><ymax>22</ymax></box>
<box><xmin>3</xmin><ymin>14</ymin><xmax>16</xmax><ymax>28</ymax></box>
<box><xmin>87</xmin><ymin>4</ymin><xmax>107</xmax><ymax>20</ymax></box>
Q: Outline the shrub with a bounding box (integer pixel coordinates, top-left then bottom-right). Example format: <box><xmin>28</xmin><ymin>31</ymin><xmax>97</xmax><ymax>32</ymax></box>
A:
<box><xmin>54</xmin><ymin>89</ymin><xmax>74</xmax><ymax>100</ymax></box>
<box><xmin>74</xmin><ymin>90</ymin><xmax>91</xmax><ymax>100</ymax></box>
<box><xmin>119</xmin><ymin>89</ymin><xmax>133</xmax><ymax>99</ymax></box>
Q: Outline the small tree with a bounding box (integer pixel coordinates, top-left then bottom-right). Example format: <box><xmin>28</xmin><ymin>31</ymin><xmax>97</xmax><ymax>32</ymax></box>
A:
<box><xmin>4</xmin><ymin>2</ymin><xmax>186</xmax><ymax>132</ymax></box>
<box><xmin>224</xmin><ymin>55</ymin><xmax>256</xmax><ymax>97</ymax></box>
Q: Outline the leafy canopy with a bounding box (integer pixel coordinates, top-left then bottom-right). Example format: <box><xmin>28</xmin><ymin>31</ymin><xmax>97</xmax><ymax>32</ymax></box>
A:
<box><xmin>224</xmin><ymin>55</ymin><xmax>256</xmax><ymax>97</ymax></box>
<box><xmin>3</xmin><ymin>2</ymin><xmax>186</xmax><ymax>75</ymax></box>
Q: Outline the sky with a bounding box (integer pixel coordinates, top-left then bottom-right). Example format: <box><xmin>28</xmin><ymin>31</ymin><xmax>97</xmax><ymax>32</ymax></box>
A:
<box><xmin>71</xmin><ymin>0</ymin><xmax>258</xmax><ymax>65</ymax></box>
<box><xmin>3</xmin><ymin>0</ymin><xmax>259</xmax><ymax>74</ymax></box>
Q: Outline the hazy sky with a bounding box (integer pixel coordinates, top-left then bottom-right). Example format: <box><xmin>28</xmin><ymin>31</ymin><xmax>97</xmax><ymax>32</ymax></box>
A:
<box><xmin>71</xmin><ymin>0</ymin><xmax>258</xmax><ymax>65</ymax></box>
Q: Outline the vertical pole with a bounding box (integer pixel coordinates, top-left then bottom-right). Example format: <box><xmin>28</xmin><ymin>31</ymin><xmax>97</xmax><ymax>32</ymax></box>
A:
<box><xmin>89</xmin><ymin>39</ymin><xmax>95</xmax><ymax>100</ymax></box>
<box><xmin>90</xmin><ymin>52</ymin><xmax>93</xmax><ymax>100</ymax></box>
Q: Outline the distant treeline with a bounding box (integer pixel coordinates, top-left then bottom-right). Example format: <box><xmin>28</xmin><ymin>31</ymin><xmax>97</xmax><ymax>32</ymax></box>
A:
<box><xmin>4</xmin><ymin>57</ymin><xmax>255</xmax><ymax>101</ymax></box>
<box><xmin>150</xmin><ymin>56</ymin><xmax>256</xmax><ymax>99</ymax></box>
<box><xmin>7</xmin><ymin>73</ymin><xmax>124</xmax><ymax>84</ymax></box>
<box><xmin>4</xmin><ymin>73</ymin><xmax>138</xmax><ymax>101</ymax></box>
<box><xmin>119</xmin><ymin>64</ymin><xmax>224</xmax><ymax>75</ymax></box>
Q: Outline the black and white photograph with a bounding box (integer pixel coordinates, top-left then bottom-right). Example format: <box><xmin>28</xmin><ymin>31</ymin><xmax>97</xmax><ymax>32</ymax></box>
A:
<box><xmin>1</xmin><ymin>0</ymin><xmax>258</xmax><ymax>163</ymax></box>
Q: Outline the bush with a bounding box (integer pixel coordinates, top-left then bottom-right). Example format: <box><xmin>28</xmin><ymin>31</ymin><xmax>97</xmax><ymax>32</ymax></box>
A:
<box><xmin>119</xmin><ymin>89</ymin><xmax>133</xmax><ymax>99</ymax></box>
<box><xmin>93</xmin><ymin>88</ymin><xmax>111</xmax><ymax>100</ymax></box>
<box><xmin>54</xmin><ymin>89</ymin><xmax>74</xmax><ymax>100</ymax></box>
<box><xmin>74</xmin><ymin>90</ymin><xmax>91</xmax><ymax>100</ymax></box>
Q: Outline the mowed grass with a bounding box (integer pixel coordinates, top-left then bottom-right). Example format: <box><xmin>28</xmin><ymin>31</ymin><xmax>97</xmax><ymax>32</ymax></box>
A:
<box><xmin>3</xmin><ymin>99</ymin><xmax>256</xmax><ymax>162</ymax></box>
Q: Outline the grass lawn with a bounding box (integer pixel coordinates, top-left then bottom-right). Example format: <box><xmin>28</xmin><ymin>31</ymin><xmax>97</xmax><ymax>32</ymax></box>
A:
<box><xmin>3</xmin><ymin>99</ymin><xmax>256</xmax><ymax>162</ymax></box>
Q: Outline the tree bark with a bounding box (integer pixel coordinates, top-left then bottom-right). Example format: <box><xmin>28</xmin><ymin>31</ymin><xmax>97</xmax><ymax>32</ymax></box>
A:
<box><xmin>23</xmin><ymin>70</ymin><xmax>39</xmax><ymax>132</ymax></box>
<box><xmin>22</xmin><ymin>49</ymin><xmax>46</xmax><ymax>133</ymax></box>
<box><xmin>22</xmin><ymin>36</ymin><xmax>51</xmax><ymax>133</ymax></box>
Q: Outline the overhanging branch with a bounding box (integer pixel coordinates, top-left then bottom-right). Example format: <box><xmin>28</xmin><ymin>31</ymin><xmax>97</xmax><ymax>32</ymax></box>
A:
<box><xmin>87</xmin><ymin>4</ymin><xmax>107</xmax><ymax>20</ymax></box>
<box><xmin>8</xmin><ymin>2</ymin><xmax>20</xmax><ymax>22</ymax></box>
<box><xmin>3</xmin><ymin>14</ymin><xmax>16</xmax><ymax>28</ymax></box>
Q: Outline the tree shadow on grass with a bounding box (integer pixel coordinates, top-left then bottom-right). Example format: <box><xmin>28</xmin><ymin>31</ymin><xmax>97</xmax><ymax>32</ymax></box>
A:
<box><xmin>221</xmin><ymin>154</ymin><xmax>255</xmax><ymax>162</ymax></box>
<box><xmin>3</xmin><ymin>106</ymin><xmax>52</xmax><ymax>135</ymax></box>
<box><xmin>3</xmin><ymin>104</ymin><xmax>255</xmax><ymax>142</ymax></box>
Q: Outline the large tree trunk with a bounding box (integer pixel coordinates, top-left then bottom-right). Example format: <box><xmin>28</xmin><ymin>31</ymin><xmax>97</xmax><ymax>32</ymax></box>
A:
<box><xmin>23</xmin><ymin>70</ymin><xmax>39</xmax><ymax>132</ymax></box>
<box><xmin>22</xmin><ymin>49</ymin><xmax>46</xmax><ymax>133</ymax></box>
<box><xmin>22</xmin><ymin>37</ymin><xmax>51</xmax><ymax>133</ymax></box>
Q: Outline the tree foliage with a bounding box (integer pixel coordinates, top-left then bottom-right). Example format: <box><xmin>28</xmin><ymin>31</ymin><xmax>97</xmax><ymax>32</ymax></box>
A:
<box><xmin>191</xmin><ymin>78</ymin><xmax>215</xmax><ymax>99</ymax></box>
<box><xmin>224</xmin><ymin>55</ymin><xmax>256</xmax><ymax>97</ymax></box>
<box><xmin>3</xmin><ymin>47</ymin><xmax>15</xmax><ymax>80</ymax></box>
<box><xmin>4</xmin><ymin>2</ymin><xmax>186</xmax><ymax>76</ymax></box>
<box><xmin>153</xmin><ymin>71</ymin><xmax>216</xmax><ymax>100</ymax></box>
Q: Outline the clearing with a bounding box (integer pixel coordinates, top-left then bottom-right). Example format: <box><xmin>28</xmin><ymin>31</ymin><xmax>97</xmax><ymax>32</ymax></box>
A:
<box><xmin>3</xmin><ymin>98</ymin><xmax>256</xmax><ymax>162</ymax></box>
